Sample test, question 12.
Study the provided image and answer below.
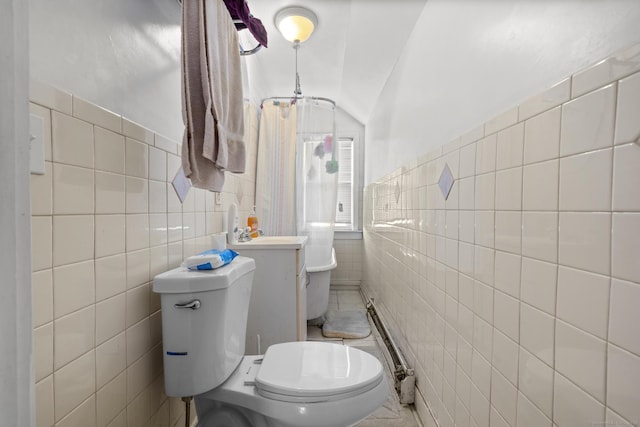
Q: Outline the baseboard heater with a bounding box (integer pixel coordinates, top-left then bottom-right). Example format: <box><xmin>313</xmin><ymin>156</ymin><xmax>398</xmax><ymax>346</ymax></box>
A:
<box><xmin>365</xmin><ymin>299</ymin><xmax>415</xmax><ymax>405</ymax></box>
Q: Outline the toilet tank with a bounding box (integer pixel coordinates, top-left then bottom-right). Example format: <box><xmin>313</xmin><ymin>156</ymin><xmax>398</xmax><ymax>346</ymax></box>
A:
<box><xmin>152</xmin><ymin>256</ymin><xmax>255</xmax><ymax>397</ymax></box>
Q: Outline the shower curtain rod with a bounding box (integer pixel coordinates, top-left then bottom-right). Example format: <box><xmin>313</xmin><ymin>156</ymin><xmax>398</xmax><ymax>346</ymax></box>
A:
<box><xmin>260</xmin><ymin>96</ymin><xmax>336</xmax><ymax>107</ymax></box>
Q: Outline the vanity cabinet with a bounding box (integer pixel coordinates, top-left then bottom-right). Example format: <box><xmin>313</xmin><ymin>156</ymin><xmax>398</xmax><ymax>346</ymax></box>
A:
<box><xmin>229</xmin><ymin>236</ymin><xmax>307</xmax><ymax>355</ymax></box>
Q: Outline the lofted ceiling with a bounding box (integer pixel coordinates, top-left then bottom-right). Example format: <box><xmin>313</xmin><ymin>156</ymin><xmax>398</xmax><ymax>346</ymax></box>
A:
<box><xmin>242</xmin><ymin>0</ymin><xmax>428</xmax><ymax>124</ymax></box>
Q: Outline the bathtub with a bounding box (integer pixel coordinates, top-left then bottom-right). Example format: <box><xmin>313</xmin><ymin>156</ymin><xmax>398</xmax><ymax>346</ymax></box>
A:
<box><xmin>306</xmin><ymin>247</ymin><xmax>337</xmax><ymax>320</ymax></box>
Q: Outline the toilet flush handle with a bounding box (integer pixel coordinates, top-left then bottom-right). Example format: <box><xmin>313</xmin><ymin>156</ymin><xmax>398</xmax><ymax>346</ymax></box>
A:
<box><xmin>174</xmin><ymin>300</ymin><xmax>201</xmax><ymax>310</ymax></box>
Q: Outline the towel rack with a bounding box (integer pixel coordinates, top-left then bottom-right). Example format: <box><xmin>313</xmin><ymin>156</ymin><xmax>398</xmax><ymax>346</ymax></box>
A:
<box><xmin>175</xmin><ymin>0</ymin><xmax>265</xmax><ymax>56</ymax></box>
<box><xmin>234</xmin><ymin>20</ymin><xmax>262</xmax><ymax>56</ymax></box>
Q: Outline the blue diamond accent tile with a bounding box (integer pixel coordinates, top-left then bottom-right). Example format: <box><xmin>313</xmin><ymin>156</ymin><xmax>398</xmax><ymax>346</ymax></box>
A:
<box><xmin>438</xmin><ymin>163</ymin><xmax>455</xmax><ymax>200</ymax></box>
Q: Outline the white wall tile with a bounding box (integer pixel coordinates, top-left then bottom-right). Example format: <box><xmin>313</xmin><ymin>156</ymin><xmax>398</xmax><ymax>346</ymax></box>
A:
<box><xmin>495</xmin><ymin>167</ymin><xmax>522</xmax><ymax>211</ymax></box>
<box><xmin>609</xmin><ymin>278</ymin><xmax>640</xmax><ymax>355</ymax></box>
<box><xmin>607</xmin><ymin>344</ymin><xmax>640</xmax><ymax>423</ymax></box>
<box><xmin>30</xmin><ymin>79</ymin><xmax>72</xmax><ymax>115</ymax></box>
<box><xmin>95</xmin><ymin>254</ymin><xmax>126</xmax><ymax>302</ymax></box>
<box><xmin>475</xmin><ymin>173</ymin><xmax>495</xmax><ymax>211</ymax></box>
<box><xmin>149</xmin><ymin>214</ymin><xmax>168</xmax><ymax>247</ymax></box>
<box><xmin>472</xmin><ymin>350</ymin><xmax>492</xmax><ymax>400</ymax></box>
<box><xmin>96</xmin><ymin>294</ymin><xmax>126</xmax><ymax>346</ymax></box>
<box><xmin>521</xmin><ymin>257</ymin><xmax>557</xmax><ymax>315</ymax></box>
<box><xmin>555</xmin><ymin>320</ymin><xmax>606</xmax><ymax>402</ymax></box>
<box><xmin>52</xmin><ymin>163</ymin><xmax>94</xmax><ymax>215</ymax></box>
<box><xmin>458</xmin><ymin>177</ymin><xmax>475</xmax><ymax>211</ymax></box>
<box><xmin>518</xmin><ymin>77</ymin><xmax>570</xmax><ymax>122</ymax></box>
<box><xmin>95</xmin><ymin>171</ymin><xmax>126</xmax><ymax>215</ymax></box>
<box><xmin>30</xmin><ymin>161</ymin><xmax>52</xmax><ymax>216</ymax></box>
<box><xmin>490</xmin><ymin>368</ymin><xmax>517</xmax><ymax>426</ymax></box>
<box><xmin>96</xmin><ymin>333</ymin><xmax>126</xmax><ymax>390</ymax></box>
<box><xmin>123</xmin><ymin>118</ymin><xmax>154</xmax><ymax>145</ymax></box>
<box><xmin>494</xmin><ymin>211</ymin><xmax>521</xmax><ymax>255</ymax></box>
<box><xmin>494</xmin><ymin>291</ymin><xmax>520</xmax><ymax>343</ymax></box>
<box><xmin>520</xmin><ymin>304</ymin><xmax>555</xmax><ymax>367</ymax></box>
<box><xmin>559</xmin><ymin>148</ymin><xmax>612</xmax><ymax>211</ymax></box>
<box><xmin>612</xmin><ymin>143</ymin><xmax>640</xmax><ymax>211</ymax></box>
<box><xmin>521</xmin><ymin>212</ymin><xmax>557</xmax><ymax>263</ymax></box>
<box><xmin>554</xmin><ymin>373</ymin><xmax>605</xmax><ymax>427</ymax></box>
<box><xmin>460</xmin><ymin>142</ymin><xmax>477</xmax><ymax>178</ymax></box>
<box><xmin>54</xmin><ymin>350</ymin><xmax>95</xmax><ymax>422</ymax></box>
<box><xmin>494</xmin><ymin>251</ymin><xmax>521</xmax><ymax>299</ymax></box>
<box><xmin>73</xmin><ymin>96</ymin><xmax>121</xmax><ymax>133</ymax></box>
<box><xmin>54</xmin><ymin>306</ymin><xmax>95</xmax><ymax>369</ymax></box>
<box><xmin>53</xmin><ymin>260</ymin><xmax>95</xmax><ymax>318</ymax></box>
<box><xmin>475</xmin><ymin>211</ymin><xmax>495</xmax><ymax>248</ymax></box>
<box><xmin>126</xmin><ymin>249</ymin><xmax>150</xmax><ymax>289</ymax></box>
<box><xmin>32</xmin><ymin>270</ymin><xmax>53</xmax><ymax>327</ymax></box>
<box><xmin>95</xmin><ymin>126</ymin><xmax>125</xmax><ymax>174</ymax></box>
<box><xmin>53</xmin><ymin>215</ymin><xmax>94</xmax><ymax>267</ymax></box>
<box><xmin>522</xmin><ymin>160</ymin><xmax>558</xmax><ymax>211</ymax></box>
<box><xmin>33</xmin><ymin>323</ymin><xmax>53</xmax><ymax>383</ymax></box>
<box><xmin>126</xmin><ymin>284</ymin><xmax>149</xmax><ymax>328</ymax></box>
<box><xmin>474</xmin><ymin>281</ymin><xmax>494</xmax><ymax>325</ymax></box>
<box><xmin>95</xmin><ymin>215</ymin><xmax>125</xmax><ymax>258</ymax></box>
<box><xmin>469</xmin><ymin>382</ymin><xmax>490</xmax><ymax>427</ymax></box>
<box><xmin>52</xmin><ymin>111</ymin><xmax>94</xmax><ymax>168</ymax></box>
<box><xmin>125</xmin><ymin>214</ymin><xmax>149</xmax><ymax>252</ymax></box>
<box><xmin>125</xmin><ymin>318</ymin><xmax>152</xmax><ymax>365</ymax></box>
<box><xmin>31</xmin><ymin>216</ymin><xmax>52</xmax><ymax>272</ymax></box>
<box><xmin>496</xmin><ymin>123</ymin><xmax>524</xmax><ymax>170</ymax></box>
<box><xmin>125</xmin><ymin>177</ymin><xmax>148</xmax><ymax>214</ymax></box>
<box><xmin>485</xmin><ymin>107</ymin><xmax>518</xmax><ymax>136</ymax></box>
<box><xmin>557</xmin><ymin>266</ymin><xmax>610</xmax><ymax>339</ymax></box>
<box><xmin>612</xmin><ymin>213</ymin><xmax>640</xmax><ymax>283</ymax></box>
<box><xmin>519</xmin><ymin>348</ymin><xmax>554</xmax><ymax>418</ymax></box>
<box><xmin>474</xmin><ymin>246</ymin><xmax>495</xmax><ymax>287</ymax></box>
<box><xmin>35</xmin><ymin>375</ymin><xmax>54</xmax><ymax>427</ymax></box>
<box><xmin>560</xmin><ymin>84</ymin><xmax>616</xmax><ymax>157</ymax></box>
<box><xmin>473</xmin><ymin>316</ymin><xmax>494</xmax><ymax>361</ymax></box>
<box><xmin>615</xmin><ymin>71</ymin><xmax>640</xmax><ymax>144</ymax></box>
<box><xmin>572</xmin><ymin>44</ymin><xmax>640</xmax><ymax>98</ymax></box>
<box><xmin>476</xmin><ymin>135</ymin><xmax>497</xmax><ymax>175</ymax></box>
<box><xmin>492</xmin><ymin>328</ymin><xmax>519</xmax><ymax>384</ymax></box>
<box><xmin>125</xmin><ymin>137</ymin><xmax>149</xmax><ymax>179</ymax></box>
<box><xmin>56</xmin><ymin>397</ymin><xmax>96</xmax><ymax>427</ymax></box>
<box><xmin>148</xmin><ymin>146</ymin><xmax>167</xmax><ymax>182</ymax></box>
<box><xmin>97</xmin><ymin>372</ymin><xmax>126</xmax><ymax>427</ymax></box>
<box><xmin>523</xmin><ymin>106</ymin><xmax>561</xmax><ymax>165</ymax></box>
<box><xmin>559</xmin><ymin>212</ymin><xmax>611</xmax><ymax>276</ymax></box>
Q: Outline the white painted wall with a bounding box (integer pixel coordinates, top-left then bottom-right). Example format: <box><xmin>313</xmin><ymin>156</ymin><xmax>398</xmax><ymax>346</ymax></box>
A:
<box><xmin>1</xmin><ymin>0</ymin><xmax>33</xmax><ymax>425</ymax></box>
<box><xmin>29</xmin><ymin>0</ymin><xmax>184</xmax><ymax>141</ymax></box>
<box><xmin>365</xmin><ymin>0</ymin><xmax>640</xmax><ymax>184</ymax></box>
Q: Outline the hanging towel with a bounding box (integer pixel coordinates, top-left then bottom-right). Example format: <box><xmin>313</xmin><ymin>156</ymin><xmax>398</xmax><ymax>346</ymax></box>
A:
<box><xmin>222</xmin><ymin>0</ymin><xmax>268</xmax><ymax>48</ymax></box>
<box><xmin>255</xmin><ymin>102</ymin><xmax>297</xmax><ymax>236</ymax></box>
<box><xmin>181</xmin><ymin>0</ymin><xmax>246</xmax><ymax>192</ymax></box>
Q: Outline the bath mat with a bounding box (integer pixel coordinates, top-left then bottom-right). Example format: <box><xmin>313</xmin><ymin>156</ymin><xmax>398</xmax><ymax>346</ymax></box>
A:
<box><xmin>322</xmin><ymin>310</ymin><xmax>371</xmax><ymax>339</ymax></box>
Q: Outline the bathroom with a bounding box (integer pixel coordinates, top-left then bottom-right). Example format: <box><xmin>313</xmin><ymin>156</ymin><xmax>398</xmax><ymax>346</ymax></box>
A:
<box><xmin>2</xmin><ymin>0</ymin><xmax>640</xmax><ymax>426</ymax></box>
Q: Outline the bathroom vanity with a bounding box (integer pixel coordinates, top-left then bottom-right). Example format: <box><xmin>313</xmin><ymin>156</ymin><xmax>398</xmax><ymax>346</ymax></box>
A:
<box><xmin>229</xmin><ymin>236</ymin><xmax>308</xmax><ymax>355</ymax></box>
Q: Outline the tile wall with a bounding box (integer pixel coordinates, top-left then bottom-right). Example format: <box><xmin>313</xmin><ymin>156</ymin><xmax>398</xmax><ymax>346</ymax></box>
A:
<box><xmin>331</xmin><ymin>238</ymin><xmax>363</xmax><ymax>286</ymax></box>
<box><xmin>29</xmin><ymin>80</ymin><xmax>258</xmax><ymax>427</ymax></box>
<box><xmin>362</xmin><ymin>43</ymin><xmax>640</xmax><ymax>427</ymax></box>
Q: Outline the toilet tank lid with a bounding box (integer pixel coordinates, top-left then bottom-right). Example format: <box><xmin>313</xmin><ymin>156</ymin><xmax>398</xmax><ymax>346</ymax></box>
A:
<box><xmin>152</xmin><ymin>256</ymin><xmax>255</xmax><ymax>294</ymax></box>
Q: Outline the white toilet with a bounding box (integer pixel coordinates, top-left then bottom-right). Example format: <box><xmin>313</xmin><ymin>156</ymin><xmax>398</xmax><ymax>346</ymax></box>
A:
<box><xmin>152</xmin><ymin>256</ymin><xmax>388</xmax><ymax>427</ymax></box>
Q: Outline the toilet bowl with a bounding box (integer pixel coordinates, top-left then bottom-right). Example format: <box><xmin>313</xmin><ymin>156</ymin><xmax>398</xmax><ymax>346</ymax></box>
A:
<box><xmin>197</xmin><ymin>341</ymin><xmax>388</xmax><ymax>427</ymax></box>
<box><xmin>152</xmin><ymin>256</ymin><xmax>388</xmax><ymax>427</ymax></box>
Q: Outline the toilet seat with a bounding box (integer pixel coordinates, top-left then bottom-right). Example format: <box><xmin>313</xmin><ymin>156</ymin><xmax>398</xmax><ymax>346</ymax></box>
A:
<box><xmin>254</xmin><ymin>341</ymin><xmax>384</xmax><ymax>403</ymax></box>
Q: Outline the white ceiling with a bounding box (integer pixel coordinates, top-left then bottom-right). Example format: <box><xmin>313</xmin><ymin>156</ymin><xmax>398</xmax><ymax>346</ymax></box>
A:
<box><xmin>243</xmin><ymin>0</ymin><xmax>428</xmax><ymax>124</ymax></box>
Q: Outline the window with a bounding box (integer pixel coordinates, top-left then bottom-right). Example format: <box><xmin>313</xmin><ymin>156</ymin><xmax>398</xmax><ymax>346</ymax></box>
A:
<box><xmin>335</xmin><ymin>136</ymin><xmax>361</xmax><ymax>231</ymax></box>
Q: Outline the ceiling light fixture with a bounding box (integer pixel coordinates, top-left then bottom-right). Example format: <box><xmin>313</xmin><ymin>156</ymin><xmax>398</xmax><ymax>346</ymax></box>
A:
<box><xmin>274</xmin><ymin>6</ymin><xmax>318</xmax><ymax>44</ymax></box>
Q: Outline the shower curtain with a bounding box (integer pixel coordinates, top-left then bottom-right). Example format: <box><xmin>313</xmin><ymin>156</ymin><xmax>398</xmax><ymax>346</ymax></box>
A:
<box><xmin>256</xmin><ymin>98</ymin><xmax>338</xmax><ymax>268</ymax></box>
<box><xmin>255</xmin><ymin>102</ymin><xmax>297</xmax><ymax>235</ymax></box>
